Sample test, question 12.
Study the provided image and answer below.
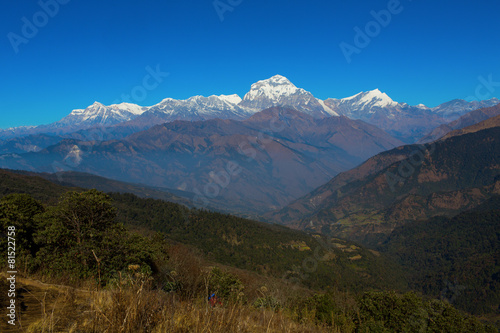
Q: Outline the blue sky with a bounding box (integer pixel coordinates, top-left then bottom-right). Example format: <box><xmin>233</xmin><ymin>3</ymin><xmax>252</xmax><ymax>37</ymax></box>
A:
<box><xmin>1</xmin><ymin>0</ymin><xmax>499</xmax><ymax>128</ymax></box>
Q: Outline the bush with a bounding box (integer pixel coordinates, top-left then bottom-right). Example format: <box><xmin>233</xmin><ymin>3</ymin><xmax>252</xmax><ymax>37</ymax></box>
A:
<box><xmin>0</xmin><ymin>190</ymin><xmax>161</xmax><ymax>286</ymax></box>
<box><xmin>289</xmin><ymin>291</ymin><xmax>356</xmax><ymax>331</ymax></box>
<box><xmin>358</xmin><ymin>291</ymin><xmax>497</xmax><ymax>332</ymax></box>
<box><xmin>165</xmin><ymin>245</ymin><xmax>206</xmax><ymax>299</ymax></box>
<box><xmin>207</xmin><ymin>266</ymin><xmax>245</xmax><ymax>304</ymax></box>
<box><xmin>253</xmin><ymin>295</ymin><xmax>281</xmax><ymax>311</ymax></box>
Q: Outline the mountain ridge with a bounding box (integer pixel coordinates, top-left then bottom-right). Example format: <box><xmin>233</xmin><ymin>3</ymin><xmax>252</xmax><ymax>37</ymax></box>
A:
<box><xmin>2</xmin><ymin>75</ymin><xmax>498</xmax><ymax>144</ymax></box>
<box><xmin>269</xmin><ymin>121</ymin><xmax>500</xmax><ymax>246</ymax></box>
<box><xmin>0</xmin><ymin>107</ymin><xmax>403</xmax><ymax>215</ymax></box>
<box><xmin>418</xmin><ymin>103</ymin><xmax>500</xmax><ymax>143</ymax></box>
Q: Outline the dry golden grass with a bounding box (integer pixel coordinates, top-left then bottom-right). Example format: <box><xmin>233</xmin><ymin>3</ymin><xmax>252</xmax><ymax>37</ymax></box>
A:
<box><xmin>3</xmin><ymin>246</ymin><xmax>345</xmax><ymax>332</ymax></box>
<box><xmin>83</xmin><ymin>291</ymin><xmax>337</xmax><ymax>333</ymax></box>
<box><xmin>0</xmin><ymin>272</ymin><xmax>89</xmax><ymax>332</ymax></box>
<box><xmin>11</xmin><ymin>274</ymin><xmax>340</xmax><ymax>333</ymax></box>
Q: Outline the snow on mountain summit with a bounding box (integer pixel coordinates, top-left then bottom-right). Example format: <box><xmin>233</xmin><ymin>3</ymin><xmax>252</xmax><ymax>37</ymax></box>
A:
<box><xmin>57</xmin><ymin>101</ymin><xmax>146</xmax><ymax>128</ymax></box>
<box><xmin>324</xmin><ymin>88</ymin><xmax>402</xmax><ymax>121</ymax></box>
<box><xmin>240</xmin><ymin>75</ymin><xmax>337</xmax><ymax>117</ymax></box>
<box><xmin>109</xmin><ymin>102</ymin><xmax>147</xmax><ymax>115</ymax></box>
<box><xmin>141</xmin><ymin>93</ymin><xmax>251</xmax><ymax>122</ymax></box>
<box><xmin>219</xmin><ymin>94</ymin><xmax>242</xmax><ymax>105</ymax></box>
<box><xmin>3</xmin><ymin>75</ymin><xmax>499</xmax><ymax>143</ymax></box>
<box><xmin>242</xmin><ymin>75</ymin><xmax>302</xmax><ymax>102</ymax></box>
<box><xmin>342</xmin><ymin>89</ymin><xmax>398</xmax><ymax>108</ymax></box>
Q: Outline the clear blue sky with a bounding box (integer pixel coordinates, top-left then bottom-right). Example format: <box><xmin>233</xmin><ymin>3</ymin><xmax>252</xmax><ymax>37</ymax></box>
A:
<box><xmin>1</xmin><ymin>0</ymin><xmax>499</xmax><ymax>128</ymax></box>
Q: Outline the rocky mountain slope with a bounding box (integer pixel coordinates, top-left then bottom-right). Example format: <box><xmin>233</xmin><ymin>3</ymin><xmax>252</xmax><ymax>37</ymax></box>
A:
<box><xmin>270</xmin><ymin>118</ymin><xmax>500</xmax><ymax>246</ymax></box>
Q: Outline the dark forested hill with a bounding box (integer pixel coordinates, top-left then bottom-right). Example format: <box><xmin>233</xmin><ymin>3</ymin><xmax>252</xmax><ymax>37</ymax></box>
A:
<box><xmin>0</xmin><ymin>169</ymin><xmax>77</xmax><ymax>204</ymax></box>
<box><xmin>381</xmin><ymin>196</ymin><xmax>500</xmax><ymax>318</ymax></box>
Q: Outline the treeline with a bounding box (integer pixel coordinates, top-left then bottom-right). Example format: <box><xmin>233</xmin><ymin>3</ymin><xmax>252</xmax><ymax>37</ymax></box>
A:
<box><xmin>0</xmin><ymin>190</ymin><xmax>164</xmax><ymax>284</ymax></box>
<box><xmin>109</xmin><ymin>192</ymin><xmax>406</xmax><ymax>292</ymax></box>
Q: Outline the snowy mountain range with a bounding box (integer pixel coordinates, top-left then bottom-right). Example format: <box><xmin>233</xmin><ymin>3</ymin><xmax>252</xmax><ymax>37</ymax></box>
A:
<box><xmin>324</xmin><ymin>89</ymin><xmax>499</xmax><ymax>141</ymax></box>
<box><xmin>58</xmin><ymin>102</ymin><xmax>147</xmax><ymax>127</ymax></box>
<box><xmin>1</xmin><ymin>75</ymin><xmax>498</xmax><ymax>143</ymax></box>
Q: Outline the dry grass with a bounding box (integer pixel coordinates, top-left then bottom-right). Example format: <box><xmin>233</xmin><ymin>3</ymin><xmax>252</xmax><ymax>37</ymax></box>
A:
<box><xmin>12</xmin><ymin>274</ymin><xmax>339</xmax><ymax>333</ymax></box>
<box><xmin>3</xmin><ymin>246</ymin><xmax>344</xmax><ymax>332</ymax></box>
<box><xmin>85</xmin><ymin>292</ymin><xmax>335</xmax><ymax>333</ymax></box>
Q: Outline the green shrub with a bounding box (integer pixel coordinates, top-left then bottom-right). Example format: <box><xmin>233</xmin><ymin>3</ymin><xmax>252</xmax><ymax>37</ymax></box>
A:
<box><xmin>253</xmin><ymin>295</ymin><xmax>281</xmax><ymax>311</ymax></box>
<box><xmin>207</xmin><ymin>266</ymin><xmax>245</xmax><ymax>304</ymax></box>
<box><xmin>358</xmin><ymin>291</ymin><xmax>497</xmax><ymax>332</ymax></box>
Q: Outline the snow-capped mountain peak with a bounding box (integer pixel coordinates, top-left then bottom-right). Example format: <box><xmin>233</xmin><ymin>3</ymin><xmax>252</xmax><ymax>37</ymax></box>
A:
<box><xmin>185</xmin><ymin>94</ymin><xmax>241</xmax><ymax>105</ymax></box>
<box><xmin>109</xmin><ymin>102</ymin><xmax>146</xmax><ymax>115</ymax></box>
<box><xmin>1</xmin><ymin>75</ymin><xmax>498</xmax><ymax>143</ymax></box>
<box><xmin>55</xmin><ymin>100</ymin><xmax>148</xmax><ymax>128</ymax></box>
<box><xmin>144</xmin><ymin>93</ymin><xmax>251</xmax><ymax>120</ymax></box>
<box><xmin>219</xmin><ymin>94</ymin><xmax>242</xmax><ymax>105</ymax></box>
<box><xmin>242</xmin><ymin>75</ymin><xmax>302</xmax><ymax>102</ymax></box>
<box><xmin>322</xmin><ymin>89</ymin><xmax>403</xmax><ymax>122</ymax></box>
<box><xmin>343</xmin><ymin>89</ymin><xmax>397</xmax><ymax>108</ymax></box>
<box><xmin>239</xmin><ymin>75</ymin><xmax>335</xmax><ymax>118</ymax></box>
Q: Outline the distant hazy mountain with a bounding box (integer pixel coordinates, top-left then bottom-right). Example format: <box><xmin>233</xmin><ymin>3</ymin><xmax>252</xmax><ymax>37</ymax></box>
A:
<box><xmin>57</xmin><ymin>102</ymin><xmax>147</xmax><ymax>128</ymax></box>
<box><xmin>112</xmin><ymin>94</ymin><xmax>253</xmax><ymax>135</ymax></box>
<box><xmin>113</xmin><ymin>75</ymin><xmax>338</xmax><ymax>135</ymax></box>
<box><xmin>431</xmin><ymin>98</ymin><xmax>500</xmax><ymax>119</ymax></box>
<box><xmin>0</xmin><ymin>102</ymin><xmax>147</xmax><ymax>140</ymax></box>
<box><xmin>0</xmin><ymin>95</ymin><xmax>255</xmax><ymax>150</ymax></box>
<box><xmin>270</xmin><ymin>120</ymin><xmax>500</xmax><ymax>246</ymax></box>
<box><xmin>0</xmin><ymin>75</ymin><xmax>334</xmax><ymax>141</ymax></box>
<box><xmin>418</xmin><ymin>103</ymin><xmax>500</xmax><ymax>143</ymax></box>
<box><xmin>0</xmin><ymin>134</ymin><xmax>63</xmax><ymax>154</ymax></box>
<box><xmin>0</xmin><ymin>107</ymin><xmax>403</xmax><ymax>214</ymax></box>
<box><xmin>325</xmin><ymin>89</ymin><xmax>399</xmax><ymax>117</ymax></box>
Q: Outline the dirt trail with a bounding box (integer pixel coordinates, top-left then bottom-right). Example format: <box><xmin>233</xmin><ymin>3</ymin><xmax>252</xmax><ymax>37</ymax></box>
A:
<box><xmin>0</xmin><ymin>273</ymin><xmax>91</xmax><ymax>332</ymax></box>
